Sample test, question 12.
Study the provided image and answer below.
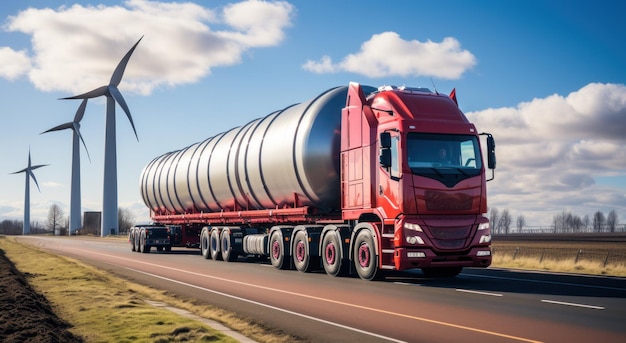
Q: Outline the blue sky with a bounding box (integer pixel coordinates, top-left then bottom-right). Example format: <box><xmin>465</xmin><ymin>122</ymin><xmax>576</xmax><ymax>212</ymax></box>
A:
<box><xmin>1</xmin><ymin>0</ymin><xmax>624</xmax><ymax>228</ymax></box>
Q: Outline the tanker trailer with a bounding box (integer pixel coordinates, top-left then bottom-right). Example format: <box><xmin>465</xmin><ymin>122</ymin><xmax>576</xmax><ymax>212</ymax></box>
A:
<box><xmin>139</xmin><ymin>82</ymin><xmax>496</xmax><ymax>280</ymax></box>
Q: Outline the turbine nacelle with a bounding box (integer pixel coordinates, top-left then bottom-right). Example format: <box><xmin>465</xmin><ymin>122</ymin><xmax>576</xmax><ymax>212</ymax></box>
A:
<box><xmin>60</xmin><ymin>37</ymin><xmax>142</xmax><ymax>141</ymax></box>
<box><xmin>41</xmin><ymin>98</ymin><xmax>91</xmax><ymax>162</ymax></box>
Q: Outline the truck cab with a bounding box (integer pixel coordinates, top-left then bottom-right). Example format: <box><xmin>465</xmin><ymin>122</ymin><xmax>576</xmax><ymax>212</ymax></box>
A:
<box><xmin>341</xmin><ymin>83</ymin><xmax>495</xmax><ymax>278</ymax></box>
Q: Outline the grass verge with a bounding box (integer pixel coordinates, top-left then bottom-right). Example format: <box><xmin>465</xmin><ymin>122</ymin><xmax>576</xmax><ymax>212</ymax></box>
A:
<box><xmin>491</xmin><ymin>241</ymin><xmax>626</xmax><ymax>277</ymax></box>
<box><xmin>0</xmin><ymin>236</ymin><xmax>296</xmax><ymax>343</ymax></box>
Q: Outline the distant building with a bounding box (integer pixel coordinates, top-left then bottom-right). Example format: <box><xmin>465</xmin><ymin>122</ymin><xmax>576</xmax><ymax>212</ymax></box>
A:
<box><xmin>82</xmin><ymin>211</ymin><xmax>101</xmax><ymax>235</ymax></box>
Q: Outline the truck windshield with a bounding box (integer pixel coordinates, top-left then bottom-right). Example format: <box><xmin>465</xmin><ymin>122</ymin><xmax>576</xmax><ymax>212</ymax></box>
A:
<box><xmin>407</xmin><ymin>133</ymin><xmax>482</xmax><ymax>177</ymax></box>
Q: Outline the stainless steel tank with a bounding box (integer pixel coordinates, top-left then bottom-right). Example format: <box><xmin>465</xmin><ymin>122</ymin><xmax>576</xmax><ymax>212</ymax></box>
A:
<box><xmin>140</xmin><ymin>86</ymin><xmax>350</xmax><ymax>214</ymax></box>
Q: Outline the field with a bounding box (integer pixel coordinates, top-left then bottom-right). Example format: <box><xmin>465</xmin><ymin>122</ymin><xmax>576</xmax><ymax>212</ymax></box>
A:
<box><xmin>491</xmin><ymin>233</ymin><xmax>626</xmax><ymax>277</ymax></box>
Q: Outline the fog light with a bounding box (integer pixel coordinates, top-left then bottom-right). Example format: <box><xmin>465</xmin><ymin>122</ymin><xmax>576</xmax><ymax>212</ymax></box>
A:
<box><xmin>407</xmin><ymin>252</ymin><xmax>426</xmax><ymax>258</ymax></box>
<box><xmin>406</xmin><ymin>236</ymin><xmax>425</xmax><ymax>245</ymax></box>
<box><xmin>476</xmin><ymin>250</ymin><xmax>491</xmax><ymax>257</ymax></box>
<box><xmin>479</xmin><ymin>234</ymin><xmax>492</xmax><ymax>244</ymax></box>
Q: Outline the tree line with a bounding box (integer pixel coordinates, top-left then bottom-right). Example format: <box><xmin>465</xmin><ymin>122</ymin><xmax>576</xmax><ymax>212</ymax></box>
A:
<box><xmin>0</xmin><ymin>204</ymin><xmax>135</xmax><ymax>235</ymax></box>
<box><xmin>490</xmin><ymin>207</ymin><xmax>622</xmax><ymax>234</ymax></box>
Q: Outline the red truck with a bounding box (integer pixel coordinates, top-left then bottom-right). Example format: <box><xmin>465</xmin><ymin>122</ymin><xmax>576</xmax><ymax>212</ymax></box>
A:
<box><xmin>138</xmin><ymin>82</ymin><xmax>496</xmax><ymax>280</ymax></box>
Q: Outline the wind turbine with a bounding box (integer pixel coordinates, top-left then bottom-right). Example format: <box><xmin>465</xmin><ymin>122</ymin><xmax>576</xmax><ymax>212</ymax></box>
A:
<box><xmin>61</xmin><ymin>37</ymin><xmax>142</xmax><ymax>236</ymax></box>
<box><xmin>11</xmin><ymin>149</ymin><xmax>48</xmax><ymax>235</ymax></box>
<box><xmin>41</xmin><ymin>99</ymin><xmax>90</xmax><ymax>236</ymax></box>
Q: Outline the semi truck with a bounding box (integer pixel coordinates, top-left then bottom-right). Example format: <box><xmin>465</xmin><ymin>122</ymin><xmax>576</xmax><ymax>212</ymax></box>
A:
<box><xmin>137</xmin><ymin>82</ymin><xmax>496</xmax><ymax>280</ymax></box>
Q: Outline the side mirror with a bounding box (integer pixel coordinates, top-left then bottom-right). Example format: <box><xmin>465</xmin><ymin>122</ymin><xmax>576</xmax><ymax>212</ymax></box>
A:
<box><xmin>379</xmin><ymin>132</ymin><xmax>392</xmax><ymax>168</ymax></box>
<box><xmin>380</xmin><ymin>132</ymin><xmax>391</xmax><ymax>149</ymax></box>
<box><xmin>487</xmin><ymin>135</ymin><xmax>496</xmax><ymax>170</ymax></box>
<box><xmin>380</xmin><ymin>149</ymin><xmax>391</xmax><ymax>168</ymax></box>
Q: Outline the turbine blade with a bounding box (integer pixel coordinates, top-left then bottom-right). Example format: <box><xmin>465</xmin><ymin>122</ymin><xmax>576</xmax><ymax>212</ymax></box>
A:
<box><xmin>74</xmin><ymin>124</ymin><xmax>92</xmax><ymax>162</ymax></box>
<box><xmin>29</xmin><ymin>170</ymin><xmax>42</xmax><ymax>193</ymax></box>
<box><xmin>10</xmin><ymin>168</ymin><xmax>27</xmax><ymax>175</ymax></box>
<box><xmin>41</xmin><ymin>122</ymin><xmax>73</xmax><ymax>134</ymax></box>
<box><xmin>110</xmin><ymin>36</ymin><xmax>143</xmax><ymax>87</ymax></box>
<box><xmin>74</xmin><ymin>99</ymin><xmax>88</xmax><ymax>122</ymax></box>
<box><xmin>109</xmin><ymin>86</ymin><xmax>139</xmax><ymax>141</ymax></box>
<box><xmin>30</xmin><ymin>164</ymin><xmax>49</xmax><ymax>171</ymax></box>
<box><xmin>60</xmin><ymin>86</ymin><xmax>108</xmax><ymax>100</ymax></box>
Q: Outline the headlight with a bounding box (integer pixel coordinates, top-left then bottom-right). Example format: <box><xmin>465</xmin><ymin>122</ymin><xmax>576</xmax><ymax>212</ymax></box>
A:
<box><xmin>477</xmin><ymin>222</ymin><xmax>490</xmax><ymax>231</ymax></box>
<box><xmin>407</xmin><ymin>252</ymin><xmax>426</xmax><ymax>258</ymax></box>
<box><xmin>404</xmin><ymin>222</ymin><xmax>423</xmax><ymax>232</ymax></box>
<box><xmin>476</xmin><ymin>250</ymin><xmax>491</xmax><ymax>257</ymax></box>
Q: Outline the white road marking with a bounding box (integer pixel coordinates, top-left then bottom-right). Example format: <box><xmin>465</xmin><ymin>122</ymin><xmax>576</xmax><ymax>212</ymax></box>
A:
<box><xmin>540</xmin><ymin>300</ymin><xmax>604</xmax><ymax>310</ymax></box>
<box><xmin>129</xmin><ymin>268</ymin><xmax>408</xmax><ymax>343</ymax></box>
<box><xmin>456</xmin><ymin>289</ymin><xmax>503</xmax><ymax>297</ymax></box>
<box><xmin>76</xmin><ymin>248</ymin><xmax>541</xmax><ymax>343</ymax></box>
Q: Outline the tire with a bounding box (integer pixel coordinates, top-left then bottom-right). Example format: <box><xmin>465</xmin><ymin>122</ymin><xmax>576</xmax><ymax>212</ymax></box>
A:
<box><xmin>422</xmin><ymin>267</ymin><xmax>462</xmax><ymax>278</ymax></box>
<box><xmin>164</xmin><ymin>246</ymin><xmax>172</xmax><ymax>252</ymax></box>
<box><xmin>130</xmin><ymin>231</ymin><xmax>136</xmax><ymax>252</ymax></box>
<box><xmin>135</xmin><ymin>233</ymin><xmax>141</xmax><ymax>253</ymax></box>
<box><xmin>156</xmin><ymin>246</ymin><xmax>163</xmax><ymax>252</ymax></box>
<box><xmin>200</xmin><ymin>229</ymin><xmax>210</xmax><ymax>259</ymax></box>
<box><xmin>269</xmin><ymin>232</ymin><xmax>288</xmax><ymax>269</ymax></box>
<box><xmin>322</xmin><ymin>231</ymin><xmax>345</xmax><ymax>277</ymax></box>
<box><xmin>140</xmin><ymin>232</ymin><xmax>151</xmax><ymax>254</ymax></box>
<box><xmin>220</xmin><ymin>229</ymin><xmax>235</xmax><ymax>262</ymax></box>
<box><xmin>353</xmin><ymin>230</ymin><xmax>378</xmax><ymax>280</ymax></box>
<box><xmin>293</xmin><ymin>231</ymin><xmax>312</xmax><ymax>272</ymax></box>
<box><xmin>210</xmin><ymin>229</ymin><xmax>222</xmax><ymax>261</ymax></box>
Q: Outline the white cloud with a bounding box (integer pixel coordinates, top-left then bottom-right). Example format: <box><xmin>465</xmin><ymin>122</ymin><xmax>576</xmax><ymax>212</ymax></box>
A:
<box><xmin>0</xmin><ymin>47</ymin><xmax>31</xmax><ymax>80</ymax></box>
<box><xmin>467</xmin><ymin>83</ymin><xmax>626</xmax><ymax>225</ymax></box>
<box><xmin>1</xmin><ymin>0</ymin><xmax>294</xmax><ymax>95</ymax></box>
<box><xmin>303</xmin><ymin>32</ymin><xmax>476</xmax><ymax>79</ymax></box>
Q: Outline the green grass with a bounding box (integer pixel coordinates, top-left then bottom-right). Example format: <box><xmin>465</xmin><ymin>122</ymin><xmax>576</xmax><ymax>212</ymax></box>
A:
<box><xmin>0</xmin><ymin>236</ymin><xmax>297</xmax><ymax>343</ymax></box>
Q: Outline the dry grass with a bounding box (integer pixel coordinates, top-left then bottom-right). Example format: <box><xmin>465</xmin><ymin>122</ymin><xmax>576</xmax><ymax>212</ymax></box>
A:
<box><xmin>491</xmin><ymin>240</ymin><xmax>626</xmax><ymax>277</ymax></box>
<box><xmin>0</xmin><ymin>236</ymin><xmax>297</xmax><ymax>343</ymax></box>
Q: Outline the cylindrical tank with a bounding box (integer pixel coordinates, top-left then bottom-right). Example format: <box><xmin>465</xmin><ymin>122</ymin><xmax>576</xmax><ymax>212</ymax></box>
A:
<box><xmin>140</xmin><ymin>86</ymin><xmax>351</xmax><ymax>214</ymax></box>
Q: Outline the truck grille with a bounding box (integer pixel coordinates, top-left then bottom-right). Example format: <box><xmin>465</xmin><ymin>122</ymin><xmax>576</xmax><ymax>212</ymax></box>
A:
<box><xmin>428</xmin><ymin>226</ymin><xmax>471</xmax><ymax>250</ymax></box>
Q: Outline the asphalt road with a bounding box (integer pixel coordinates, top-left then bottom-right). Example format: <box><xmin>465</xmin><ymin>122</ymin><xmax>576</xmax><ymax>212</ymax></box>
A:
<box><xmin>16</xmin><ymin>236</ymin><xmax>626</xmax><ymax>343</ymax></box>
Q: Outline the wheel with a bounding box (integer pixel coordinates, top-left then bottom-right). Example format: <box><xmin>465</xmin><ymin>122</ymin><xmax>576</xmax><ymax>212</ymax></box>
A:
<box><xmin>293</xmin><ymin>231</ymin><xmax>313</xmax><ymax>272</ymax></box>
<box><xmin>135</xmin><ymin>233</ymin><xmax>141</xmax><ymax>253</ymax></box>
<box><xmin>200</xmin><ymin>229</ymin><xmax>210</xmax><ymax>259</ymax></box>
<box><xmin>353</xmin><ymin>230</ymin><xmax>378</xmax><ymax>280</ymax></box>
<box><xmin>322</xmin><ymin>231</ymin><xmax>345</xmax><ymax>276</ymax></box>
<box><xmin>164</xmin><ymin>246</ymin><xmax>172</xmax><ymax>252</ymax></box>
<box><xmin>421</xmin><ymin>267</ymin><xmax>462</xmax><ymax>278</ymax></box>
<box><xmin>269</xmin><ymin>232</ymin><xmax>288</xmax><ymax>269</ymax></box>
<box><xmin>220</xmin><ymin>229</ymin><xmax>235</xmax><ymax>262</ymax></box>
<box><xmin>130</xmin><ymin>231</ymin><xmax>136</xmax><ymax>251</ymax></box>
<box><xmin>156</xmin><ymin>246</ymin><xmax>163</xmax><ymax>252</ymax></box>
<box><xmin>140</xmin><ymin>232</ymin><xmax>151</xmax><ymax>253</ymax></box>
<box><xmin>210</xmin><ymin>229</ymin><xmax>222</xmax><ymax>260</ymax></box>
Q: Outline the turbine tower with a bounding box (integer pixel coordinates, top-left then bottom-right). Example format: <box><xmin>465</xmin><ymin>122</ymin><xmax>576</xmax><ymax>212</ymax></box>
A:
<box><xmin>41</xmin><ymin>99</ymin><xmax>90</xmax><ymax>236</ymax></box>
<box><xmin>61</xmin><ymin>37</ymin><xmax>141</xmax><ymax>236</ymax></box>
<box><xmin>11</xmin><ymin>150</ymin><xmax>48</xmax><ymax>235</ymax></box>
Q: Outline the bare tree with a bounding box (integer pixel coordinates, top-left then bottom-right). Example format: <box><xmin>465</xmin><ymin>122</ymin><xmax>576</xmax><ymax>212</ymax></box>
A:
<box><xmin>118</xmin><ymin>207</ymin><xmax>135</xmax><ymax>235</ymax></box>
<box><xmin>489</xmin><ymin>207</ymin><xmax>500</xmax><ymax>234</ymax></box>
<box><xmin>593</xmin><ymin>211</ymin><xmax>605</xmax><ymax>232</ymax></box>
<box><xmin>582</xmin><ymin>214</ymin><xmax>590</xmax><ymax>232</ymax></box>
<box><xmin>606</xmin><ymin>210</ymin><xmax>618</xmax><ymax>233</ymax></box>
<box><xmin>1</xmin><ymin>219</ymin><xmax>22</xmax><ymax>235</ymax></box>
<box><xmin>498</xmin><ymin>209</ymin><xmax>512</xmax><ymax>234</ymax></box>
<box><xmin>47</xmin><ymin>204</ymin><xmax>65</xmax><ymax>234</ymax></box>
<box><xmin>516</xmin><ymin>215</ymin><xmax>525</xmax><ymax>233</ymax></box>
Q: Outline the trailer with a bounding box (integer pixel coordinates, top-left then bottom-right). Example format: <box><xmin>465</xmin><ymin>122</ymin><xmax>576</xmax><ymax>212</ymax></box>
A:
<box><xmin>136</xmin><ymin>82</ymin><xmax>496</xmax><ymax>280</ymax></box>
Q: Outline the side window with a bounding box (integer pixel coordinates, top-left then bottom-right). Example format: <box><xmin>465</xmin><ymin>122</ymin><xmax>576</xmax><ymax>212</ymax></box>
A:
<box><xmin>460</xmin><ymin>140</ymin><xmax>477</xmax><ymax>168</ymax></box>
<box><xmin>390</xmin><ymin>135</ymin><xmax>400</xmax><ymax>179</ymax></box>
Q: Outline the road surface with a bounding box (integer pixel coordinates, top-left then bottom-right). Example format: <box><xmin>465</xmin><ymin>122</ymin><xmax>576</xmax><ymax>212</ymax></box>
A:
<box><xmin>16</xmin><ymin>236</ymin><xmax>626</xmax><ymax>343</ymax></box>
